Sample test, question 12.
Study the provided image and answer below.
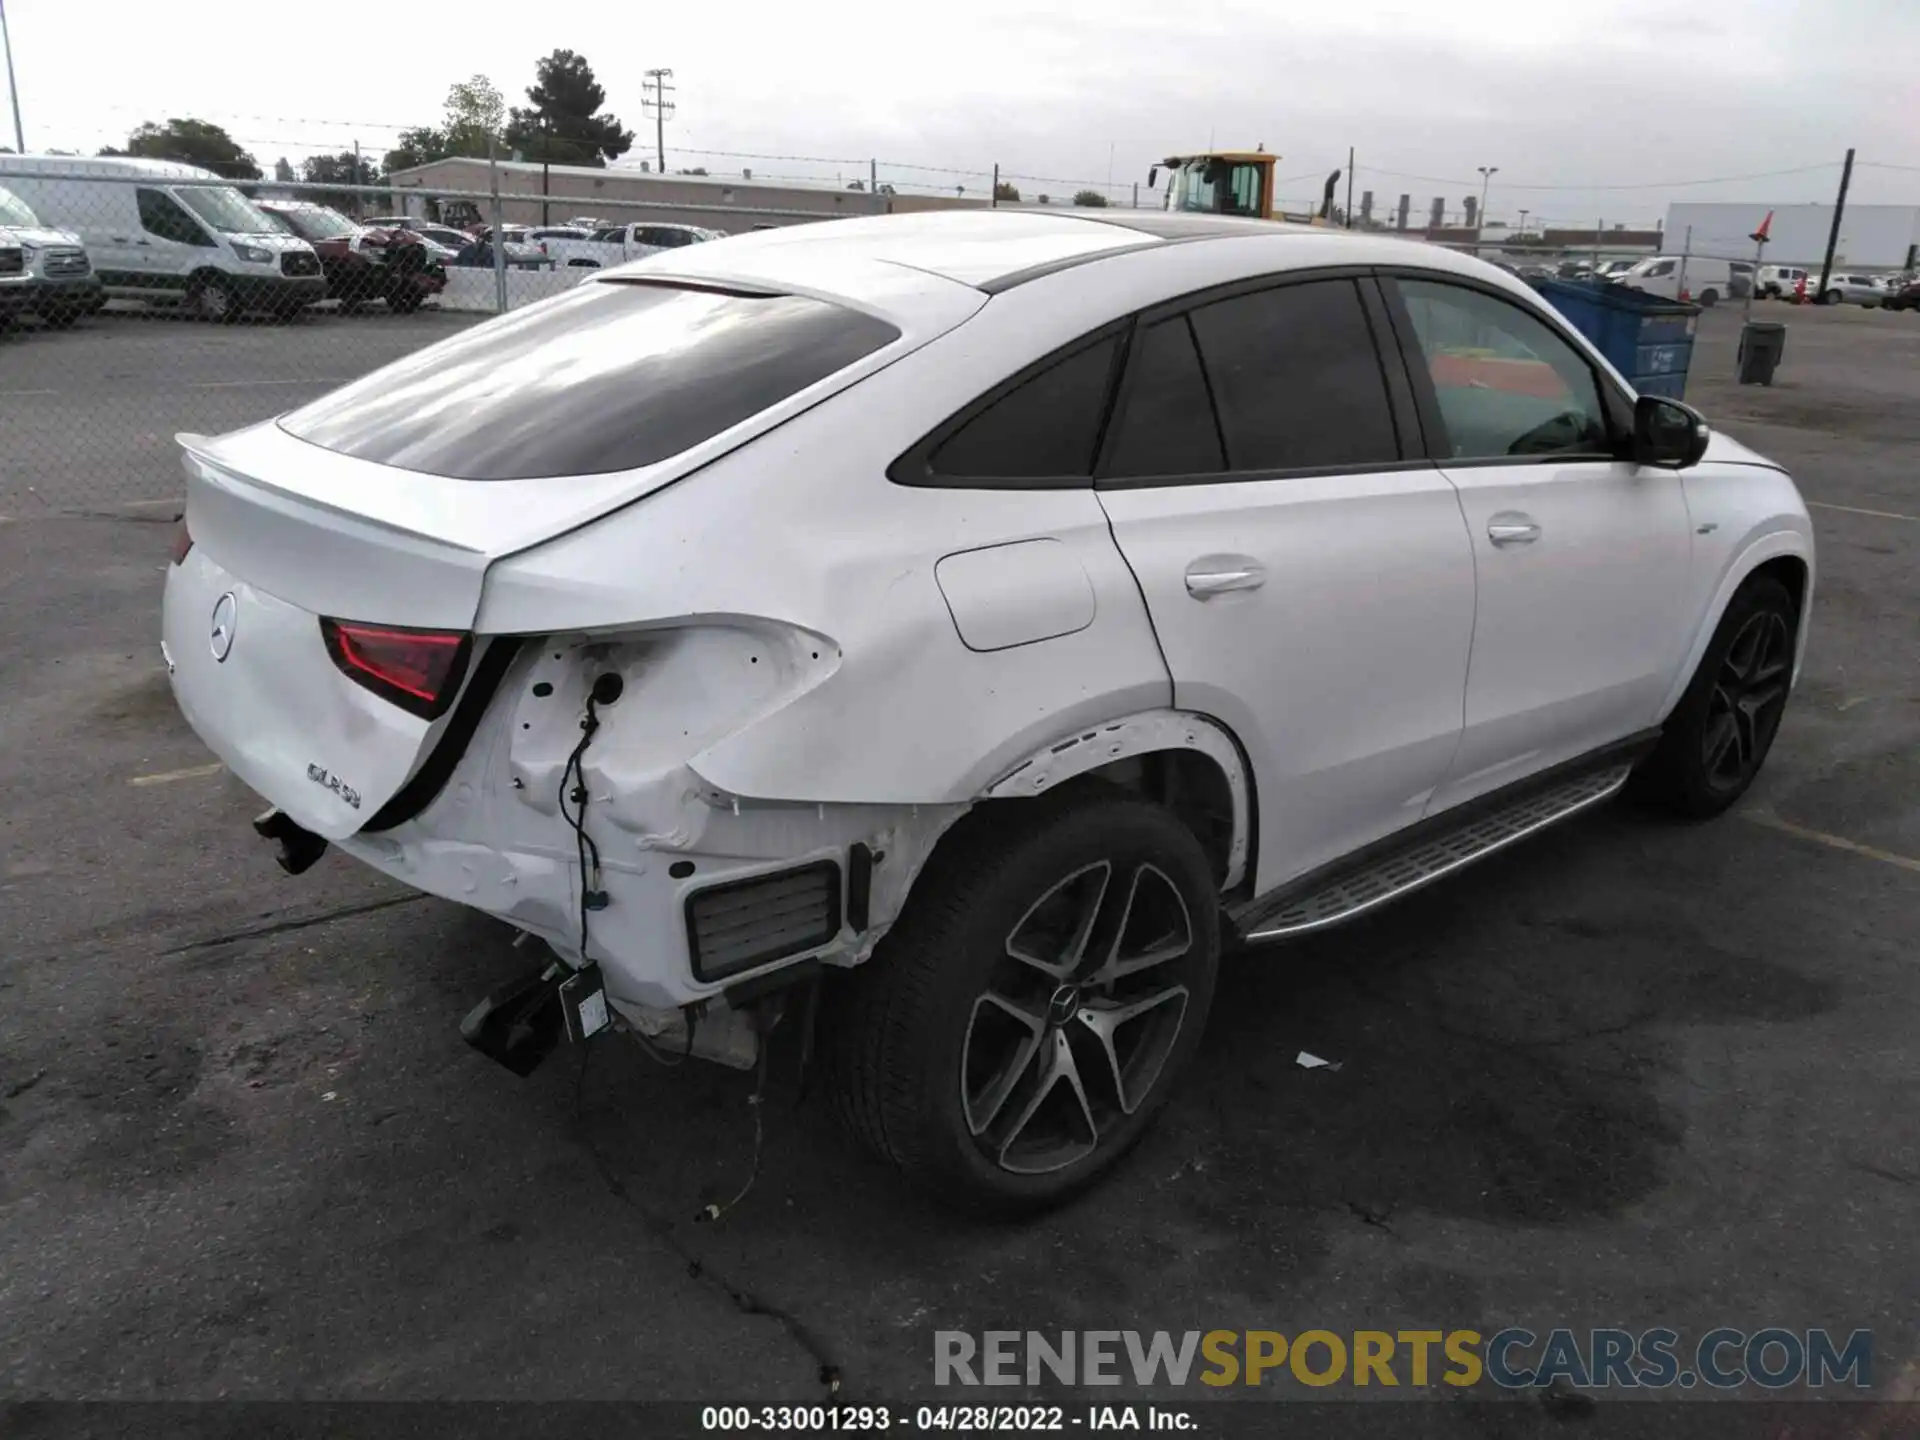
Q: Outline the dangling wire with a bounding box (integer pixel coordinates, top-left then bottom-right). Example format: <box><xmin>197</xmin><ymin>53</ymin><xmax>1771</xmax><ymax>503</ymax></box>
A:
<box><xmin>696</xmin><ymin>1039</ymin><xmax>770</xmax><ymax>1224</ymax></box>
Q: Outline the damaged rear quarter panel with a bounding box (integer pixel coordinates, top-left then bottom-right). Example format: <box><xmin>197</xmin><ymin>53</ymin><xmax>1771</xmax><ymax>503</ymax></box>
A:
<box><xmin>474</xmin><ymin>322</ymin><xmax>1175</xmax><ymax>809</ymax></box>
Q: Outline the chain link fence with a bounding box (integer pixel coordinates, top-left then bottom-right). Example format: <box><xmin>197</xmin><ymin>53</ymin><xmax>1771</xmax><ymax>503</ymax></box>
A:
<box><xmin>0</xmin><ymin>162</ymin><xmax>921</xmax><ymax>516</ymax></box>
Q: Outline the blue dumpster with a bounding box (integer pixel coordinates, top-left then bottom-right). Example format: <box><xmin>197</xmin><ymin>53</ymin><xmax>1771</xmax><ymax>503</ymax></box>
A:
<box><xmin>1532</xmin><ymin>278</ymin><xmax>1700</xmax><ymax>399</ymax></box>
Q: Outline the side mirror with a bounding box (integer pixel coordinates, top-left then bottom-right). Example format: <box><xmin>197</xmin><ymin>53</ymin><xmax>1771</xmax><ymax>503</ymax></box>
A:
<box><xmin>1147</xmin><ymin>167</ymin><xmax>1159</xmax><ymax>189</ymax></box>
<box><xmin>1633</xmin><ymin>395</ymin><xmax>1709</xmax><ymax>469</ymax></box>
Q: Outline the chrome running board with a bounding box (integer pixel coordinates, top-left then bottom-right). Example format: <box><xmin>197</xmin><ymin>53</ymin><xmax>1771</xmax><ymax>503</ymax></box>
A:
<box><xmin>1233</xmin><ymin>762</ymin><xmax>1634</xmax><ymax>942</ymax></box>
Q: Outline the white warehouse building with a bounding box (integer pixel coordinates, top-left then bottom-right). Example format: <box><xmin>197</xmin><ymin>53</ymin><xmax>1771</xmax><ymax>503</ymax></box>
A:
<box><xmin>1663</xmin><ymin>202</ymin><xmax>1920</xmax><ymax>270</ymax></box>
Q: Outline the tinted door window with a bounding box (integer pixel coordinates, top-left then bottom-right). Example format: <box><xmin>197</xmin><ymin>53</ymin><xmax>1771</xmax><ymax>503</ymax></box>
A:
<box><xmin>1645</xmin><ymin>260</ymin><xmax>1675</xmax><ymax>277</ymax></box>
<box><xmin>136</xmin><ymin>188</ymin><xmax>212</xmax><ymax>247</ymax></box>
<box><xmin>1184</xmin><ymin>279</ymin><xmax>1400</xmax><ymax>471</ymax></box>
<box><xmin>1102</xmin><ymin>315</ymin><xmax>1224</xmax><ymax>479</ymax></box>
<box><xmin>281</xmin><ymin>281</ymin><xmax>900</xmax><ymax>480</ymax></box>
<box><xmin>1395</xmin><ymin>278</ymin><xmax>1610</xmax><ymax>461</ymax></box>
<box><xmin>922</xmin><ymin>335</ymin><xmax>1120</xmax><ymax>482</ymax></box>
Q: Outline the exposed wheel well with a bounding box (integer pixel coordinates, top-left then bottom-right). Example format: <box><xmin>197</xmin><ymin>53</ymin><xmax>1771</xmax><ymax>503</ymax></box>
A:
<box><xmin>1079</xmin><ymin>749</ymin><xmax>1244</xmax><ymax>897</ymax></box>
<box><xmin>1751</xmin><ymin>554</ymin><xmax>1808</xmax><ymax>623</ymax></box>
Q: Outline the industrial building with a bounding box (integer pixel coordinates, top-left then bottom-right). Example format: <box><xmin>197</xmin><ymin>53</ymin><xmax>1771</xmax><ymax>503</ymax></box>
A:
<box><xmin>383</xmin><ymin>157</ymin><xmax>981</xmax><ymax>232</ymax></box>
<box><xmin>1662</xmin><ymin>202</ymin><xmax>1920</xmax><ymax>270</ymax></box>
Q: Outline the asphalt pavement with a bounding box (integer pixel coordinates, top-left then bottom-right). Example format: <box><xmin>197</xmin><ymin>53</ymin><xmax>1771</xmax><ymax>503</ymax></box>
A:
<box><xmin>0</xmin><ymin>300</ymin><xmax>1916</xmax><ymax>1435</ymax></box>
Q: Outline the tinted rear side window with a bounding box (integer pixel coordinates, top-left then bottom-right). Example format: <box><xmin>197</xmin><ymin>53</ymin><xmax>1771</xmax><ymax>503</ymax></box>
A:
<box><xmin>920</xmin><ymin>335</ymin><xmax>1121</xmax><ymax>483</ymax></box>
<box><xmin>1186</xmin><ymin>279</ymin><xmax>1400</xmax><ymax>471</ymax></box>
<box><xmin>280</xmin><ymin>281</ymin><xmax>899</xmax><ymax>480</ymax></box>
<box><xmin>1101</xmin><ymin>315</ymin><xmax>1224</xmax><ymax>479</ymax></box>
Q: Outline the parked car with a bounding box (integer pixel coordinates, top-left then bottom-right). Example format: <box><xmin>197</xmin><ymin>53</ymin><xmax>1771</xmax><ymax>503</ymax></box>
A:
<box><xmin>1615</xmin><ymin>255</ymin><xmax>1733</xmax><ymax>305</ymax></box>
<box><xmin>0</xmin><ymin>182</ymin><xmax>104</xmax><ymax>327</ymax></box>
<box><xmin>161</xmin><ymin>210</ymin><xmax>1813</xmax><ymax>1213</ymax></box>
<box><xmin>1881</xmin><ymin>278</ymin><xmax>1920</xmax><ymax>312</ymax></box>
<box><xmin>257</xmin><ymin>201</ymin><xmax>446</xmax><ymax>312</ymax></box>
<box><xmin>1593</xmin><ymin>259</ymin><xmax>1638</xmax><ymax>280</ymax></box>
<box><xmin>0</xmin><ymin>155</ymin><xmax>323</xmax><ymax>320</ymax></box>
<box><xmin>616</xmin><ymin>222</ymin><xmax>727</xmax><ymax>249</ymax></box>
<box><xmin>1818</xmin><ymin>273</ymin><xmax>1886</xmax><ymax>307</ymax></box>
<box><xmin>1756</xmin><ymin>265</ymin><xmax>1809</xmax><ymax>299</ymax></box>
<box><xmin>523</xmin><ymin>221</ymin><xmax>719</xmax><ymax>269</ymax></box>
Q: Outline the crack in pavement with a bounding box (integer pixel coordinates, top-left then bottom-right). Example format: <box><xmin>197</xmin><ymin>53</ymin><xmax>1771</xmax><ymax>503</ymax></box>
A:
<box><xmin>161</xmin><ymin>894</ymin><xmax>429</xmax><ymax>954</ymax></box>
<box><xmin>572</xmin><ymin>1072</ymin><xmax>845</xmax><ymax>1399</ymax></box>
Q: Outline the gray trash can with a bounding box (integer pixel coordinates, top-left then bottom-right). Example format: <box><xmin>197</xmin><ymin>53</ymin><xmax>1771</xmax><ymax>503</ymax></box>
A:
<box><xmin>1738</xmin><ymin>321</ymin><xmax>1786</xmax><ymax>386</ymax></box>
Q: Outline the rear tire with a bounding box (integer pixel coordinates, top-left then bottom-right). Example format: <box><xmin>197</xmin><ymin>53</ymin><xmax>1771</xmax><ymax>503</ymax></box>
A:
<box><xmin>1632</xmin><ymin>574</ymin><xmax>1797</xmax><ymax>820</ymax></box>
<box><xmin>386</xmin><ymin>286</ymin><xmax>423</xmax><ymax>313</ymax></box>
<box><xmin>824</xmin><ymin>787</ymin><xmax>1221</xmax><ymax>1215</ymax></box>
<box><xmin>1698</xmin><ymin>288</ymin><xmax>1719</xmax><ymax>307</ymax></box>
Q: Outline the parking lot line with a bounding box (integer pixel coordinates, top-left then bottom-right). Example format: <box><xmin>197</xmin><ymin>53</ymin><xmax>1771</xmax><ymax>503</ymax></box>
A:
<box><xmin>1742</xmin><ymin>809</ymin><xmax>1920</xmax><ymax>876</ymax></box>
<box><xmin>1808</xmin><ymin>500</ymin><xmax>1920</xmax><ymax>524</ymax></box>
<box><xmin>128</xmin><ymin>762</ymin><xmax>224</xmax><ymax>787</ymax></box>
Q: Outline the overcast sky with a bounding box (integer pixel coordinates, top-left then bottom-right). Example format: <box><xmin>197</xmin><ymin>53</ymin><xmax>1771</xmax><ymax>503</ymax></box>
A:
<box><xmin>5</xmin><ymin>0</ymin><xmax>1915</xmax><ymax>225</ymax></box>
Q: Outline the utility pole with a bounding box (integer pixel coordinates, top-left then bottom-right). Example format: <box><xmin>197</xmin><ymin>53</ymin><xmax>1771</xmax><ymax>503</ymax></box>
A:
<box><xmin>991</xmin><ymin>163</ymin><xmax>999</xmax><ymax>209</ymax></box>
<box><xmin>351</xmin><ymin>139</ymin><xmax>361</xmax><ymax>217</ymax></box>
<box><xmin>1477</xmin><ymin>165</ymin><xmax>1498</xmax><ymax>250</ymax></box>
<box><xmin>0</xmin><ymin>0</ymin><xmax>23</xmax><ymax>154</ymax></box>
<box><xmin>1816</xmin><ymin>147</ymin><xmax>1854</xmax><ymax>300</ymax></box>
<box><xmin>642</xmin><ymin>68</ymin><xmax>676</xmax><ymax>175</ymax></box>
<box><xmin>539</xmin><ymin>111</ymin><xmax>550</xmax><ymax>226</ymax></box>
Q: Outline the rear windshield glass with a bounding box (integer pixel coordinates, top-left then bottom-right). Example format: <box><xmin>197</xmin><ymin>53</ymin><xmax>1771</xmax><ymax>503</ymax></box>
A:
<box><xmin>279</xmin><ymin>281</ymin><xmax>901</xmax><ymax>480</ymax></box>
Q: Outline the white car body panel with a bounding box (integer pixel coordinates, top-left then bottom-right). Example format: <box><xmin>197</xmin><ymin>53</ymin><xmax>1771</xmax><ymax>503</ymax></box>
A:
<box><xmin>1428</xmin><ymin>460</ymin><xmax>1693</xmax><ymax>812</ymax></box>
<box><xmin>1098</xmin><ymin>470</ymin><xmax>1477</xmax><ymax>891</ymax></box>
<box><xmin>160</xmin><ymin>211</ymin><xmax>1816</xmax><ymax>1012</ymax></box>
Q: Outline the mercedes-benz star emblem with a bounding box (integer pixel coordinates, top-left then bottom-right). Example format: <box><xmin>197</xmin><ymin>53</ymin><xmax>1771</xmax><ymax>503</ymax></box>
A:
<box><xmin>209</xmin><ymin>592</ymin><xmax>238</xmax><ymax>662</ymax></box>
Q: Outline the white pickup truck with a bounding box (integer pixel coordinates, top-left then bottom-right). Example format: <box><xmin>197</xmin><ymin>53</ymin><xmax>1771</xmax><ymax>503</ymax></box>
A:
<box><xmin>527</xmin><ymin>222</ymin><xmax>726</xmax><ymax>270</ymax></box>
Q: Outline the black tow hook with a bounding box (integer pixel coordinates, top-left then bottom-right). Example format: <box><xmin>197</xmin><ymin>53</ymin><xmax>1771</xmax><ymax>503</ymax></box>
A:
<box><xmin>252</xmin><ymin>808</ymin><xmax>330</xmax><ymax>876</ymax></box>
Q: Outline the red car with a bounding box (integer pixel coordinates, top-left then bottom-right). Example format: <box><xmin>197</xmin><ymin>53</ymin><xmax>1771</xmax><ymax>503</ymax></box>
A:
<box><xmin>257</xmin><ymin>201</ymin><xmax>446</xmax><ymax>312</ymax></box>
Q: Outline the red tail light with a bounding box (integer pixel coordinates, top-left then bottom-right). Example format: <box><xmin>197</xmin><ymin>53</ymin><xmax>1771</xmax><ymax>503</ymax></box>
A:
<box><xmin>169</xmin><ymin>516</ymin><xmax>193</xmax><ymax>565</ymax></box>
<box><xmin>320</xmin><ymin>619</ymin><xmax>471</xmax><ymax>720</ymax></box>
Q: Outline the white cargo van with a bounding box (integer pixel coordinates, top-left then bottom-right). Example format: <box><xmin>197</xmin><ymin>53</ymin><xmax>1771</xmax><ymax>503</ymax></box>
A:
<box><xmin>0</xmin><ymin>155</ymin><xmax>325</xmax><ymax>320</ymax></box>
<box><xmin>1615</xmin><ymin>254</ymin><xmax>1734</xmax><ymax>306</ymax></box>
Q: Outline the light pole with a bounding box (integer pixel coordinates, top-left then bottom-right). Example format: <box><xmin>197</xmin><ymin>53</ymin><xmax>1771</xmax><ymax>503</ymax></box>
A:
<box><xmin>1477</xmin><ymin>165</ymin><xmax>1498</xmax><ymax>248</ymax></box>
<box><xmin>1518</xmin><ymin>206</ymin><xmax>1529</xmax><ymax>234</ymax></box>
<box><xmin>0</xmin><ymin>0</ymin><xmax>25</xmax><ymax>154</ymax></box>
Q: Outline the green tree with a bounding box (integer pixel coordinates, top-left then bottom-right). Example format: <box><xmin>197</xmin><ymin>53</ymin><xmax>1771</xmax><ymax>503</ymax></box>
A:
<box><xmin>273</xmin><ymin>157</ymin><xmax>295</xmax><ymax>183</ymax></box>
<box><xmin>442</xmin><ymin>75</ymin><xmax>506</xmax><ymax>157</ymax></box>
<box><xmin>1072</xmin><ymin>189</ymin><xmax>1108</xmax><ymax>208</ymax></box>
<box><xmin>301</xmin><ymin>152</ymin><xmax>381</xmax><ymax>213</ymax></box>
<box><xmin>382</xmin><ymin>76</ymin><xmax>505</xmax><ymax>174</ymax></box>
<box><xmin>505</xmin><ymin>50</ymin><xmax>634</xmax><ymax>167</ymax></box>
<box><xmin>994</xmin><ymin>180</ymin><xmax>1020</xmax><ymax>203</ymax></box>
<box><xmin>383</xmin><ymin>126</ymin><xmax>447</xmax><ymax>174</ymax></box>
<box><xmin>106</xmin><ymin>119</ymin><xmax>260</xmax><ymax>178</ymax></box>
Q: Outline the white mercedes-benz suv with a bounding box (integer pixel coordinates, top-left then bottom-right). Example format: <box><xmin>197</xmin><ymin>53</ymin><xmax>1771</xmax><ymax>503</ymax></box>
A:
<box><xmin>161</xmin><ymin>209</ymin><xmax>1813</xmax><ymax>1212</ymax></box>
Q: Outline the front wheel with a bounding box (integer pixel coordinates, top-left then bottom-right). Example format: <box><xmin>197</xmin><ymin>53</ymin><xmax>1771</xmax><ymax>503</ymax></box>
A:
<box><xmin>191</xmin><ymin>274</ymin><xmax>238</xmax><ymax>323</ymax></box>
<box><xmin>1633</xmin><ymin>574</ymin><xmax>1798</xmax><ymax>819</ymax></box>
<box><xmin>1822</xmin><ymin>289</ymin><xmax>1842</xmax><ymax>306</ymax></box>
<box><xmin>825</xmin><ymin>788</ymin><xmax>1221</xmax><ymax>1214</ymax></box>
<box><xmin>1698</xmin><ymin>288</ymin><xmax>1719</xmax><ymax>307</ymax></box>
<box><xmin>386</xmin><ymin>286</ymin><xmax>423</xmax><ymax>313</ymax></box>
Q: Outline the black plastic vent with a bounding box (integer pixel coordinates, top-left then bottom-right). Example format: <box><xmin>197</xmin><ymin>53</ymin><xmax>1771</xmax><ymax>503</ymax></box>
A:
<box><xmin>686</xmin><ymin>862</ymin><xmax>842</xmax><ymax>983</ymax></box>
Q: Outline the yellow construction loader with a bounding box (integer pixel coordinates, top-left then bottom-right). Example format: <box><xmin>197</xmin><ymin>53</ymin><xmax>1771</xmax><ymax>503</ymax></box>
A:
<box><xmin>1147</xmin><ymin>151</ymin><xmax>1338</xmax><ymax>225</ymax></box>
